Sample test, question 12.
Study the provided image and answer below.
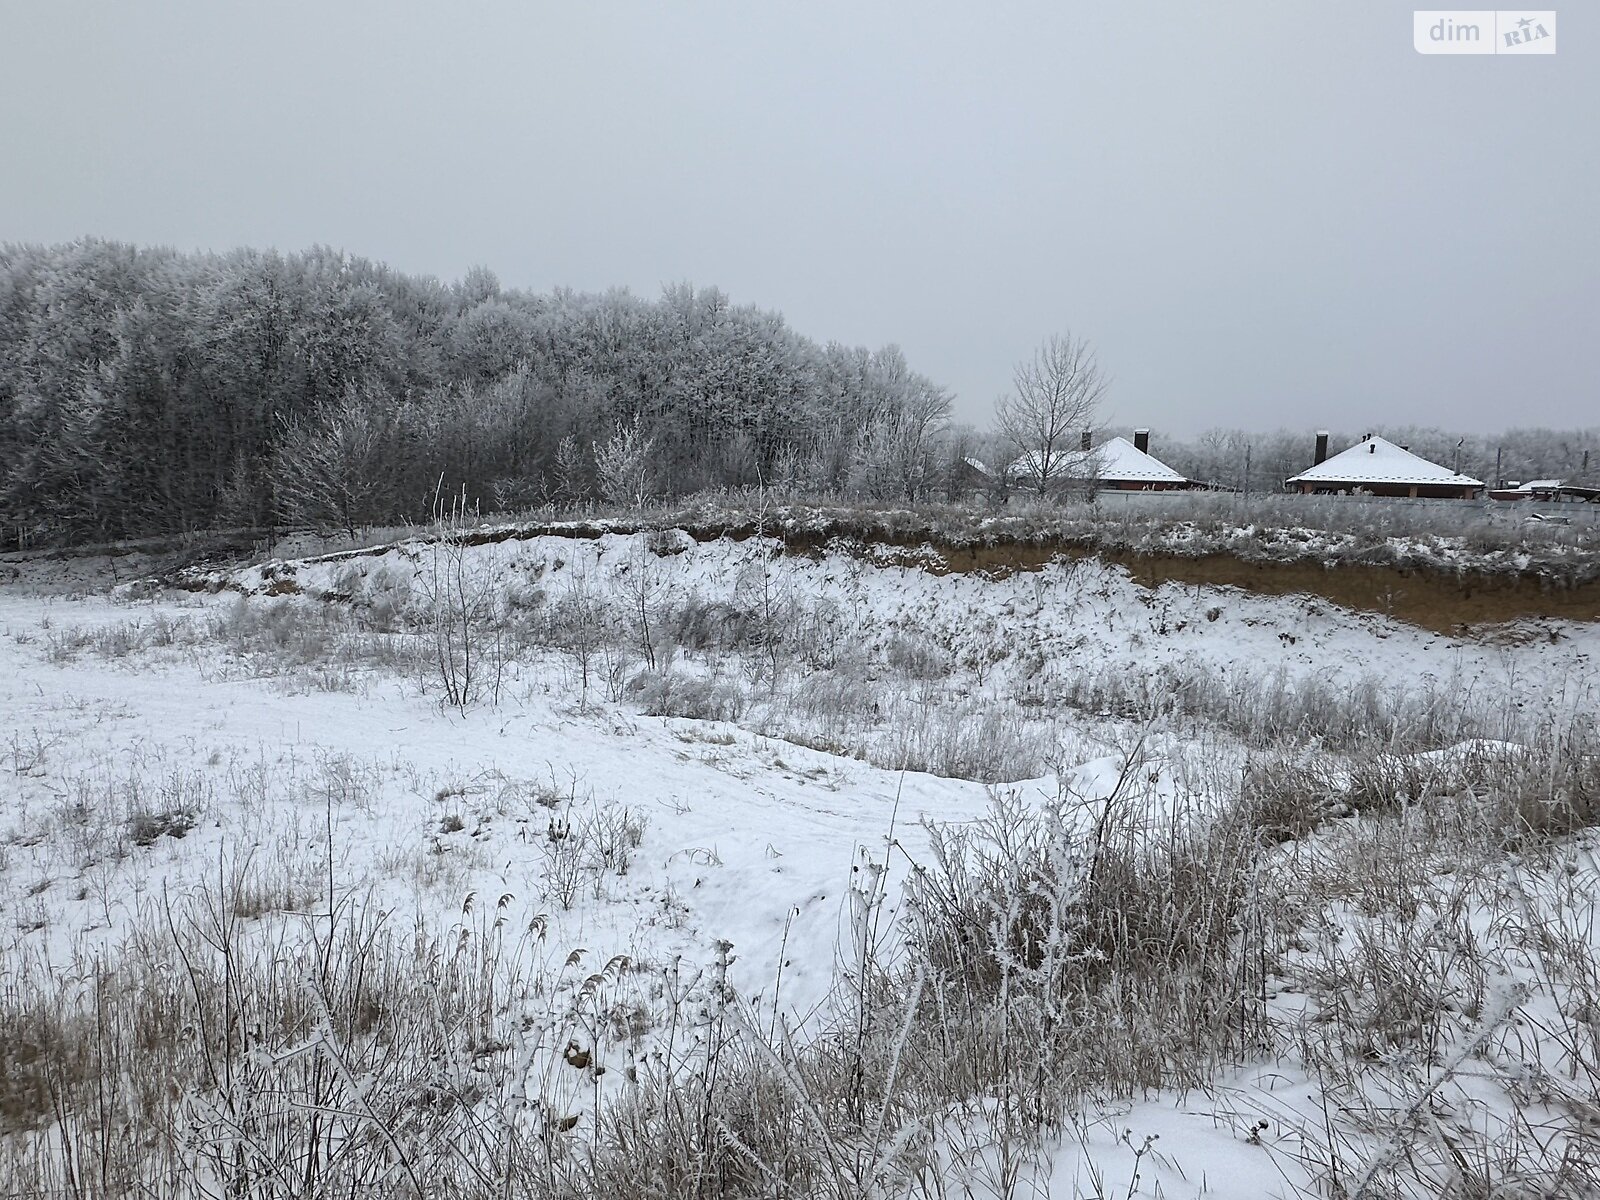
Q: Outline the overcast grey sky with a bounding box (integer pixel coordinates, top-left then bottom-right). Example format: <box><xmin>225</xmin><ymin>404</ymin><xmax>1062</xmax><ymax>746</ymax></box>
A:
<box><xmin>1</xmin><ymin>2</ymin><xmax>1593</xmax><ymax>434</ymax></box>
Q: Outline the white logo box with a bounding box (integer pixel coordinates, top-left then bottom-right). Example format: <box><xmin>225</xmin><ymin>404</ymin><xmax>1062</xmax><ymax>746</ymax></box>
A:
<box><xmin>1414</xmin><ymin>10</ymin><xmax>1556</xmax><ymax>53</ymax></box>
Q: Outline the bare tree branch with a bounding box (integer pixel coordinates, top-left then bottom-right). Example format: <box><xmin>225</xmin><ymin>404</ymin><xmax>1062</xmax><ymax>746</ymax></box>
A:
<box><xmin>995</xmin><ymin>334</ymin><xmax>1109</xmax><ymax>499</ymax></box>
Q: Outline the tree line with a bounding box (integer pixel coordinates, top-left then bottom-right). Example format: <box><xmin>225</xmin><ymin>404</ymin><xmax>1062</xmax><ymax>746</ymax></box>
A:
<box><xmin>2</xmin><ymin>239</ymin><xmax>1593</xmax><ymax>549</ymax></box>
<box><xmin>0</xmin><ymin>239</ymin><xmax>954</xmax><ymax>547</ymax></box>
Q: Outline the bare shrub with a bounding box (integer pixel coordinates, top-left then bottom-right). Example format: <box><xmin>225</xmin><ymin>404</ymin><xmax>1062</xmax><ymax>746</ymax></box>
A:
<box><xmin>884</xmin><ymin>633</ymin><xmax>950</xmax><ymax>681</ymax></box>
<box><xmin>594</xmin><ymin>418</ymin><xmax>655</xmax><ymax>510</ymax></box>
<box><xmin>1241</xmin><ymin>751</ymin><xmax>1347</xmax><ymax>842</ymax></box>
<box><xmin>660</xmin><ymin>593</ymin><xmax>750</xmax><ymax>652</ymax></box>
<box><xmin>735</xmin><ymin>544</ymin><xmax>794</xmax><ymax>687</ymax></box>
<box><xmin>204</xmin><ymin>597</ymin><xmax>416</xmax><ymax>687</ymax></box>
<box><xmin>790</xmin><ymin>671</ymin><xmax>878</xmax><ymax>743</ymax></box>
<box><xmin>883</xmin><ymin>699</ymin><xmax>1057</xmax><ymax>783</ymax></box>
<box><xmin>548</xmin><ymin>564</ymin><xmax>610</xmax><ymax>708</ymax></box>
<box><xmin>533</xmin><ymin>785</ymin><xmax>649</xmax><ymax>909</ymax></box>
<box><xmin>415</xmin><ymin>485</ymin><xmax>508</xmax><ymax>710</ymax></box>
<box><xmin>1064</xmin><ymin>660</ymin><xmax>1490</xmax><ymax>754</ymax></box>
<box><xmin>628</xmin><ymin>667</ymin><xmax>746</xmax><ymax>722</ymax></box>
<box><xmin>903</xmin><ymin>781</ymin><xmax>1267</xmax><ymax>1124</ymax></box>
<box><xmin>616</xmin><ymin>536</ymin><xmax>671</xmax><ymax>669</ymax></box>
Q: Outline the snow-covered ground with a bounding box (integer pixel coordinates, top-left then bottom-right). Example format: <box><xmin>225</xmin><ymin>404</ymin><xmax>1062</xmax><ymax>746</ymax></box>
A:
<box><xmin>174</xmin><ymin>528</ymin><xmax>1600</xmax><ymax>744</ymax></box>
<box><xmin>2</xmin><ymin>529</ymin><xmax>1597</xmax><ymax>1197</ymax></box>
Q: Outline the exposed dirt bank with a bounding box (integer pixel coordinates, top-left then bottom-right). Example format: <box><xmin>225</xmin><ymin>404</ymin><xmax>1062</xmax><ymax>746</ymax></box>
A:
<box><xmin>1096</xmin><ymin>551</ymin><xmax>1599</xmax><ymax>633</ymax></box>
<box><xmin>134</xmin><ymin>515</ymin><xmax>1600</xmax><ymax>636</ymax></box>
<box><xmin>780</xmin><ymin>536</ymin><xmax>1599</xmax><ymax>633</ymax></box>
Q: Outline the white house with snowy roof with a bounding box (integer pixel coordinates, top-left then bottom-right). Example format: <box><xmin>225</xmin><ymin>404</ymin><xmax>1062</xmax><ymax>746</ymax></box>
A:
<box><xmin>1009</xmin><ymin>432</ymin><xmax>1191</xmax><ymax>492</ymax></box>
<box><xmin>1286</xmin><ymin>434</ymin><xmax>1483</xmax><ymax>499</ymax></box>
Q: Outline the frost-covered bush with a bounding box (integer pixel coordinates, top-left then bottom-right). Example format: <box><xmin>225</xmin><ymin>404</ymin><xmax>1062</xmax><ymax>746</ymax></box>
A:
<box><xmin>628</xmin><ymin>667</ymin><xmax>746</xmax><ymax>722</ymax></box>
<box><xmin>884</xmin><ymin>633</ymin><xmax>950</xmax><ymax>681</ymax></box>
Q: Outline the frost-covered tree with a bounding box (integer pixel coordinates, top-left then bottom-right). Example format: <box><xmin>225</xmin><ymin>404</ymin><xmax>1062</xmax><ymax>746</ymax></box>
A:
<box><xmin>995</xmin><ymin>333</ymin><xmax>1108</xmax><ymax>499</ymax></box>
<box><xmin>0</xmin><ymin>239</ymin><xmax>957</xmax><ymax>545</ymax></box>
<box><xmin>849</xmin><ymin>394</ymin><xmax>951</xmax><ymax>502</ymax></box>
<box><xmin>274</xmin><ymin>395</ymin><xmax>401</xmax><ymax>536</ymax></box>
<box><xmin>594</xmin><ymin>419</ymin><xmax>655</xmax><ymax>510</ymax></box>
<box><xmin>553</xmin><ymin>435</ymin><xmax>592</xmax><ymax>506</ymax></box>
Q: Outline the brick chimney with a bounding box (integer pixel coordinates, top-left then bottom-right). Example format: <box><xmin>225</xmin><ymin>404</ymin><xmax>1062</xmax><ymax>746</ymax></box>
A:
<box><xmin>1081</xmin><ymin>430</ymin><xmax>1092</xmax><ymax>451</ymax></box>
<box><xmin>1314</xmin><ymin>431</ymin><xmax>1330</xmax><ymax>466</ymax></box>
<box><xmin>1133</xmin><ymin>428</ymin><xmax>1150</xmax><ymax>454</ymax></box>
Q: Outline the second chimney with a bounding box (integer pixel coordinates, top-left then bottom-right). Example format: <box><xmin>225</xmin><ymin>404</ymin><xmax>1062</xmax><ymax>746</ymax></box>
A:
<box><xmin>1134</xmin><ymin>428</ymin><xmax>1150</xmax><ymax>454</ymax></box>
<box><xmin>1314</xmin><ymin>430</ymin><xmax>1330</xmax><ymax>466</ymax></box>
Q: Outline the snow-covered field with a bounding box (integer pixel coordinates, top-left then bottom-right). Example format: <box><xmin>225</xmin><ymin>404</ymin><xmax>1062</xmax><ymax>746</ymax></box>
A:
<box><xmin>2</xmin><ymin>529</ymin><xmax>1597</xmax><ymax>1197</ymax></box>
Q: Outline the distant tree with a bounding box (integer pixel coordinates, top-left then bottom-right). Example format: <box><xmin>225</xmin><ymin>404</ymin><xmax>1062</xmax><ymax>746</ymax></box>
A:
<box><xmin>994</xmin><ymin>333</ymin><xmax>1108</xmax><ymax>499</ymax></box>
<box><xmin>0</xmin><ymin>238</ymin><xmax>970</xmax><ymax>547</ymax></box>
<box><xmin>553</xmin><ymin>435</ymin><xmax>593</xmax><ymax>507</ymax></box>
<box><xmin>444</xmin><ymin>298</ymin><xmax>536</xmax><ymax>383</ymax></box>
<box><xmin>937</xmin><ymin>424</ymin><xmax>1007</xmax><ymax>504</ymax></box>
<box><xmin>845</xmin><ymin>349</ymin><xmax>951</xmax><ymax>502</ymax></box>
<box><xmin>455</xmin><ymin>264</ymin><xmax>501</xmax><ymax>307</ymax></box>
<box><xmin>274</xmin><ymin>393</ymin><xmax>407</xmax><ymax>536</ymax></box>
<box><xmin>594</xmin><ymin>419</ymin><xmax>655</xmax><ymax>510</ymax></box>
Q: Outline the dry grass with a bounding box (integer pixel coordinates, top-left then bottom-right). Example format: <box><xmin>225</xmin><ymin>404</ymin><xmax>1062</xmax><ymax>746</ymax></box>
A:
<box><xmin>3</xmin><ymin>730</ymin><xmax>1599</xmax><ymax>1196</ymax></box>
<box><xmin>9</xmin><ymin>523</ymin><xmax>1600</xmax><ymax>1196</ymax></box>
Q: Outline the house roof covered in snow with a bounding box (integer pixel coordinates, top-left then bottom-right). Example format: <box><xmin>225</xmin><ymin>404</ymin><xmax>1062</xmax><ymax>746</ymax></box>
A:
<box><xmin>961</xmin><ymin>456</ymin><xmax>995</xmax><ymax>478</ymax></box>
<box><xmin>1009</xmin><ymin>436</ymin><xmax>1187</xmax><ymax>485</ymax></box>
<box><xmin>1287</xmin><ymin>436</ymin><xmax>1484</xmax><ymax>488</ymax></box>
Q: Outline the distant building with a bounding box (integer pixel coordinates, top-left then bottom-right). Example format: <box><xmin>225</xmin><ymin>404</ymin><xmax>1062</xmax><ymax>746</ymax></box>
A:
<box><xmin>1008</xmin><ymin>431</ymin><xmax>1192</xmax><ymax>492</ymax></box>
<box><xmin>959</xmin><ymin>456</ymin><xmax>995</xmax><ymax>481</ymax></box>
<box><xmin>948</xmin><ymin>455</ymin><xmax>1000</xmax><ymax>500</ymax></box>
<box><xmin>1488</xmin><ymin>479</ymin><xmax>1600</xmax><ymax>503</ymax></box>
<box><xmin>1286</xmin><ymin>434</ymin><xmax>1483</xmax><ymax>499</ymax></box>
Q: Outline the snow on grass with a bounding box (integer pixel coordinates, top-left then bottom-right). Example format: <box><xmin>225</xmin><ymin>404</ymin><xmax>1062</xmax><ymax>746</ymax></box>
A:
<box><xmin>2</xmin><ymin>527</ymin><xmax>1598</xmax><ymax>1196</ymax></box>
